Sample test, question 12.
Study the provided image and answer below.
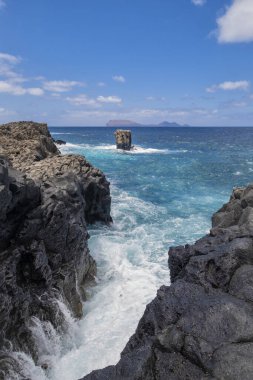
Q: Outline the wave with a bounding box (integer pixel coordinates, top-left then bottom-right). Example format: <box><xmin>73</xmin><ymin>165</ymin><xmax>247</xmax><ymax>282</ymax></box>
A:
<box><xmin>60</xmin><ymin>143</ymin><xmax>188</xmax><ymax>155</ymax></box>
<box><xmin>51</xmin><ymin>132</ymin><xmax>76</xmax><ymax>135</ymax></box>
<box><xmin>5</xmin><ymin>181</ymin><xmax>211</xmax><ymax>380</ymax></box>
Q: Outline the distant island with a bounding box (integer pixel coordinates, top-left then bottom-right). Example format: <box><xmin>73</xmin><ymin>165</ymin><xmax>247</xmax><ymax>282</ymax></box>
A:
<box><xmin>106</xmin><ymin>120</ymin><xmax>189</xmax><ymax>127</ymax></box>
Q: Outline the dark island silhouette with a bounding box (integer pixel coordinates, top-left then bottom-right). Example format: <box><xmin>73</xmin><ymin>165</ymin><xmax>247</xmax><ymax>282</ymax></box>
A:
<box><xmin>106</xmin><ymin>120</ymin><xmax>190</xmax><ymax>127</ymax></box>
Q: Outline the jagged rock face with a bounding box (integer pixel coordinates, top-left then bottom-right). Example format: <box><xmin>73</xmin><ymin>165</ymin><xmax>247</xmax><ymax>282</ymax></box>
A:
<box><xmin>114</xmin><ymin>129</ymin><xmax>132</xmax><ymax>150</ymax></box>
<box><xmin>24</xmin><ymin>154</ymin><xmax>112</xmax><ymax>224</ymax></box>
<box><xmin>83</xmin><ymin>185</ymin><xmax>253</xmax><ymax>380</ymax></box>
<box><xmin>0</xmin><ymin>121</ymin><xmax>111</xmax><ymax>376</ymax></box>
<box><xmin>0</xmin><ymin>121</ymin><xmax>60</xmax><ymax>171</ymax></box>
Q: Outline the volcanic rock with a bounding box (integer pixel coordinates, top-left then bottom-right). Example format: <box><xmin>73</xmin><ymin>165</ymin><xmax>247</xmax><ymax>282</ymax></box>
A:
<box><xmin>82</xmin><ymin>185</ymin><xmax>253</xmax><ymax>380</ymax></box>
<box><xmin>0</xmin><ymin>121</ymin><xmax>111</xmax><ymax>377</ymax></box>
<box><xmin>53</xmin><ymin>138</ymin><xmax>66</xmax><ymax>145</ymax></box>
<box><xmin>114</xmin><ymin>129</ymin><xmax>132</xmax><ymax>150</ymax></box>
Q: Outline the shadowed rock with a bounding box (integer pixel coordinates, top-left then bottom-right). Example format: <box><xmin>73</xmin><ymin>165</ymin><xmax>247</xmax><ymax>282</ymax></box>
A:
<box><xmin>114</xmin><ymin>129</ymin><xmax>132</xmax><ymax>150</ymax></box>
<box><xmin>53</xmin><ymin>138</ymin><xmax>66</xmax><ymax>145</ymax></box>
<box><xmin>82</xmin><ymin>185</ymin><xmax>253</xmax><ymax>380</ymax></box>
<box><xmin>0</xmin><ymin>121</ymin><xmax>111</xmax><ymax>377</ymax></box>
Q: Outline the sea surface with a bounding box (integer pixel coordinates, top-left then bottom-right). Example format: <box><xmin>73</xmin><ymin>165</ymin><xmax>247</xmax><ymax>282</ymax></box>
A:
<box><xmin>12</xmin><ymin>127</ymin><xmax>253</xmax><ymax>380</ymax></box>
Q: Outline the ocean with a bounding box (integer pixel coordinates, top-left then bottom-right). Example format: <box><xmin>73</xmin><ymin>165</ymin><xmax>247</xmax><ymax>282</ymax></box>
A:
<box><xmin>12</xmin><ymin>126</ymin><xmax>253</xmax><ymax>380</ymax></box>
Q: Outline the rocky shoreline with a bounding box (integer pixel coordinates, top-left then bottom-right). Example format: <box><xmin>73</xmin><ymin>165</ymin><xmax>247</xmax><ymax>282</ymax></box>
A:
<box><xmin>0</xmin><ymin>122</ymin><xmax>111</xmax><ymax>378</ymax></box>
<box><xmin>1</xmin><ymin>121</ymin><xmax>253</xmax><ymax>380</ymax></box>
<box><xmin>83</xmin><ymin>186</ymin><xmax>253</xmax><ymax>379</ymax></box>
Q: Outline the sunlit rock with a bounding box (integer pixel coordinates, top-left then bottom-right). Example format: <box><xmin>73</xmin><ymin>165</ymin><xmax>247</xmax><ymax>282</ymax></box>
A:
<box><xmin>114</xmin><ymin>129</ymin><xmax>132</xmax><ymax>150</ymax></box>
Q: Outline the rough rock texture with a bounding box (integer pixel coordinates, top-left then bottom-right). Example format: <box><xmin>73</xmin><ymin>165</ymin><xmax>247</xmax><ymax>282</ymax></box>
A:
<box><xmin>0</xmin><ymin>121</ymin><xmax>60</xmax><ymax>171</ymax></box>
<box><xmin>114</xmin><ymin>129</ymin><xmax>132</xmax><ymax>150</ymax></box>
<box><xmin>83</xmin><ymin>186</ymin><xmax>253</xmax><ymax>380</ymax></box>
<box><xmin>0</xmin><ymin>121</ymin><xmax>111</xmax><ymax>377</ymax></box>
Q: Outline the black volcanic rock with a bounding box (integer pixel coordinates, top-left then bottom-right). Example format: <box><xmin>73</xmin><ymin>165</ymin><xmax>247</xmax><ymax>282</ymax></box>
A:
<box><xmin>82</xmin><ymin>186</ymin><xmax>253</xmax><ymax>380</ymax></box>
<box><xmin>53</xmin><ymin>138</ymin><xmax>66</xmax><ymax>145</ymax></box>
<box><xmin>0</xmin><ymin>121</ymin><xmax>111</xmax><ymax>377</ymax></box>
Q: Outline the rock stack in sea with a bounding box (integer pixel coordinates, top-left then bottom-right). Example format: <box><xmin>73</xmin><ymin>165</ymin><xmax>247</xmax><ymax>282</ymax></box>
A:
<box><xmin>83</xmin><ymin>186</ymin><xmax>253</xmax><ymax>379</ymax></box>
<box><xmin>0</xmin><ymin>121</ymin><xmax>111</xmax><ymax>376</ymax></box>
<box><xmin>114</xmin><ymin>129</ymin><xmax>132</xmax><ymax>150</ymax></box>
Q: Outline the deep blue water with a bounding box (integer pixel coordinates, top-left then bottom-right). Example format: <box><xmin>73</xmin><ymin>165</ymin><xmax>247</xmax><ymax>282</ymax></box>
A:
<box><xmin>20</xmin><ymin>126</ymin><xmax>253</xmax><ymax>380</ymax></box>
<box><xmin>51</xmin><ymin>127</ymin><xmax>253</xmax><ymax>238</ymax></box>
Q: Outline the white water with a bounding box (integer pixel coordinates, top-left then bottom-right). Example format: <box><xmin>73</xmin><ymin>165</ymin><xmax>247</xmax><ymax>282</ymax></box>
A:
<box><xmin>6</xmin><ymin>183</ymin><xmax>210</xmax><ymax>380</ymax></box>
<box><xmin>47</xmin><ymin>187</ymin><xmax>171</xmax><ymax>379</ymax></box>
<box><xmin>61</xmin><ymin>142</ymin><xmax>188</xmax><ymax>155</ymax></box>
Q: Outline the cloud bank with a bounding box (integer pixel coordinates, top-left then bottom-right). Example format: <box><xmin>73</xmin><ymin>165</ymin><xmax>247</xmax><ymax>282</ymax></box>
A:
<box><xmin>217</xmin><ymin>0</ymin><xmax>253</xmax><ymax>43</ymax></box>
<box><xmin>206</xmin><ymin>81</ymin><xmax>250</xmax><ymax>93</ymax></box>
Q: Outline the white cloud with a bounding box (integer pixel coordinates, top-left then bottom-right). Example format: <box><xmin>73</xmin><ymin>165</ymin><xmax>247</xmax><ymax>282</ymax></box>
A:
<box><xmin>63</xmin><ymin>105</ymin><xmax>228</xmax><ymax>126</ymax></box>
<box><xmin>0</xmin><ymin>0</ymin><xmax>6</xmax><ymax>9</ymax></box>
<box><xmin>233</xmin><ymin>101</ymin><xmax>247</xmax><ymax>108</ymax></box>
<box><xmin>0</xmin><ymin>81</ymin><xmax>44</xmax><ymax>96</ymax></box>
<box><xmin>206</xmin><ymin>80</ymin><xmax>250</xmax><ymax>93</ymax></box>
<box><xmin>0</xmin><ymin>52</ymin><xmax>24</xmax><ymax>81</ymax></box>
<box><xmin>112</xmin><ymin>75</ymin><xmax>126</xmax><ymax>83</ymax></box>
<box><xmin>66</xmin><ymin>94</ymin><xmax>123</xmax><ymax>107</ymax></box>
<box><xmin>28</xmin><ymin>88</ymin><xmax>44</xmax><ymax>96</ymax></box>
<box><xmin>0</xmin><ymin>52</ymin><xmax>45</xmax><ymax>96</ymax></box>
<box><xmin>146</xmin><ymin>96</ymin><xmax>166</xmax><ymax>102</ymax></box>
<box><xmin>191</xmin><ymin>0</ymin><xmax>206</xmax><ymax>6</ymax></box>
<box><xmin>217</xmin><ymin>0</ymin><xmax>253</xmax><ymax>43</ymax></box>
<box><xmin>66</xmin><ymin>94</ymin><xmax>100</xmax><ymax>107</ymax></box>
<box><xmin>0</xmin><ymin>53</ymin><xmax>20</xmax><ymax>64</ymax></box>
<box><xmin>97</xmin><ymin>82</ymin><xmax>106</xmax><ymax>87</ymax></box>
<box><xmin>97</xmin><ymin>95</ymin><xmax>122</xmax><ymax>104</ymax></box>
<box><xmin>43</xmin><ymin>80</ymin><xmax>84</xmax><ymax>93</ymax></box>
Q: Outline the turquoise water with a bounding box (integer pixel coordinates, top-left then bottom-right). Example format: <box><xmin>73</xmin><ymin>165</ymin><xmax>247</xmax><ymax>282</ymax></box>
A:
<box><xmin>12</xmin><ymin>127</ymin><xmax>253</xmax><ymax>380</ymax></box>
<box><xmin>52</xmin><ymin>126</ymin><xmax>253</xmax><ymax>236</ymax></box>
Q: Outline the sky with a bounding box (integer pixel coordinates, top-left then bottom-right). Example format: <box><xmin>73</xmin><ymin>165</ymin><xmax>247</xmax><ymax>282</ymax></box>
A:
<box><xmin>0</xmin><ymin>0</ymin><xmax>253</xmax><ymax>126</ymax></box>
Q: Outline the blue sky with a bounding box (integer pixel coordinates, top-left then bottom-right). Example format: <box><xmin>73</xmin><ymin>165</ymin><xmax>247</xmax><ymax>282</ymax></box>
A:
<box><xmin>0</xmin><ymin>0</ymin><xmax>253</xmax><ymax>126</ymax></box>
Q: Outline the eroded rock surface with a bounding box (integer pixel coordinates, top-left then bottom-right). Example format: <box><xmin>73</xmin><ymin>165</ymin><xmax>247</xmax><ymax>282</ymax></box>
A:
<box><xmin>83</xmin><ymin>186</ymin><xmax>253</xmax><ymax>380</ymax></box>
<box><xmin>114</xmin><ymin>129</ymin><xmax>132</xmax><ymax>150</ymax></box>
<box><xmin>0</xmin><ymin>121</ymin><xmax>111</xmax><ymax>378</ymax></box>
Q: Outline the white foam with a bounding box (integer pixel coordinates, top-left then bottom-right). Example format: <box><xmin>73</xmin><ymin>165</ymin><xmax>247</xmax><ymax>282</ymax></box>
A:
<box><xmin>6</xmin><ymin>186</ymin><xmax>210</xmax><ymax>380</ymax></box>
<box><xmin>51</xmin><ymin>132</ymin><xmax>75</xmax><ymax>135</ymax></box>
<box><xmin>45</xmin><ymin>186</ymin><xmax>210</xmax><ymax>380</ymax></box>
<box><xmin>47</xmin><ymin>187</ymin><xmax>170</xmax><ymax>379</ymax></box>
<box><xmin>5</xmin><ymin>352</ymin><xmax>47</xmax><ymax>380</ymax></box>
<box><xmin>60</xmin><ymin>143</ymin><xmax>187</xmax><ymax>155</ymax></box>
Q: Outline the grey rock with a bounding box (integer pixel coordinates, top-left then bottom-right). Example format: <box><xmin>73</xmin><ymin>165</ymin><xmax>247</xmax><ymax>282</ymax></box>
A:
<box><xmin>114</xmin><ymin>130</ymin><xmax>132</xmax><ymax>150</ymax></box>
<box><xmin>0</xmin><ymin>121</ymin><xmax>111</xmax><ymax>376</ymax></box>
<box><xmin>53</xmin><ymin>138</ymin><xmax>66</xmax><ymax>145</ymax></box>
<box><xmin>82</xmin><ymin>182</ymin><xmax>253</xmax><ymax>379</ymax></box>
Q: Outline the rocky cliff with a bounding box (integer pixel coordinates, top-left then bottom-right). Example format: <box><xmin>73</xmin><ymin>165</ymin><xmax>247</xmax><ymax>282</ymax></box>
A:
<box><xmin>0</xmin><ymin>121</ymin><xmax>111</xmax><ymax>378</ymax></box>
<box><xmin>83</xmin><ymin>186</ymin><xmax>253</xmax><ymax>380</ymax></box>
